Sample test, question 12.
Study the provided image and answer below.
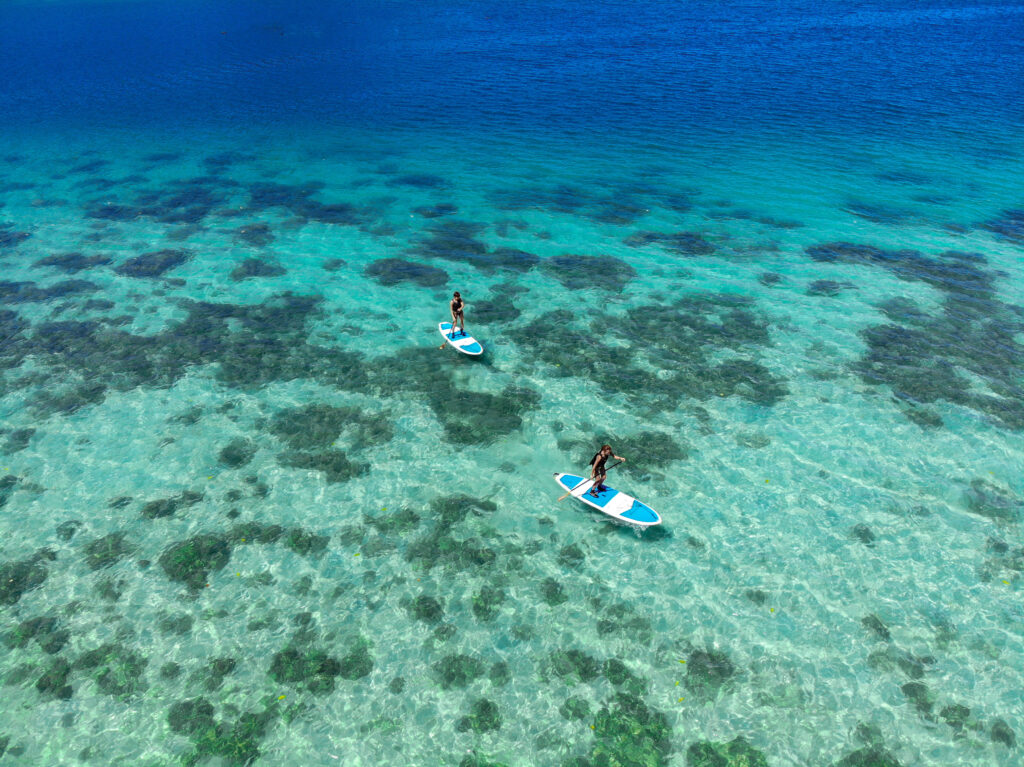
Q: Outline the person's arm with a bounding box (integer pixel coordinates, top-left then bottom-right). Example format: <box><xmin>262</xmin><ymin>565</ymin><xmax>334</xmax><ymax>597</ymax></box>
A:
<box><xmin>613</xmin><ymin>454</ymin><xmax>625</xmax><ymax>462</ymax></box>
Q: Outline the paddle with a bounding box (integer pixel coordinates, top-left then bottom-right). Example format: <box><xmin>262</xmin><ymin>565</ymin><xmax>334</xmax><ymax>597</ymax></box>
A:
<box><xmin>557</xmin><ymin>460</ymin><xmax>623</xmax><ymax>501</ymax></box>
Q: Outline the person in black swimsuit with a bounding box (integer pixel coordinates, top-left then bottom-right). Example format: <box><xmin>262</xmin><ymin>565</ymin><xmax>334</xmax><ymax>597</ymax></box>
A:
<box><xmin>440</xmin><ymin>291</ymin><xmax>466</xmax><ymax>348</ymax></box>
<box><xmin>450</xmin><ymin>291</ymin><xmax>465</xmax><ymax>334</ymax></box>
<box><xmin>589</xmin><ymin>444</ymin><xmax>625</xmax><ymax>497</ymax></box>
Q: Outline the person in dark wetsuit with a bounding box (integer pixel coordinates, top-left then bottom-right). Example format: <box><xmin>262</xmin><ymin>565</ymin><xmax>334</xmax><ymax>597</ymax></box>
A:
<box><xmin>589</xmin><ymin>444</ymin><xmax>625</xmax><ymax>497</ymax></box>
<box><xmin>440</xmin><ymin>291</ymin><xmax>466</xmax><ymax>347</ymax></box>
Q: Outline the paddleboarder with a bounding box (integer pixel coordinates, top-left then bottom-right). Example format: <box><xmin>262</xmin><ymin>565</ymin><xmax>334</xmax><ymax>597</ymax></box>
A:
<box><xmin>589</xmin><ymin>444</ymin><xmax>625</xmax><ymax>497</ymax></box>
<box><xmin>440</xmin><ymin>291</ymin><xmax>466</xmax><ymax>348</ymax></box>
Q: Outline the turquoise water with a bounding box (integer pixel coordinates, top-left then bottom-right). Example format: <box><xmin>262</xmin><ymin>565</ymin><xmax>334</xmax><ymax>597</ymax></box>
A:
<box><xmin>2</xmin><ymin>2</ymin><xmax>1024</xmax><ymax>765</ymax></box>
<box><xmin>1</xmin><ymin>121</ymin><xmax>1021</xmax><ymax>767</ymax></box>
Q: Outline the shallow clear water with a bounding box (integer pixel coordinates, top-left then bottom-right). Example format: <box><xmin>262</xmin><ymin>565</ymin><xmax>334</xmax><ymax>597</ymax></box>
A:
<box><xmin>1</xmin><ymin>2</ymin><xmax>1023</xmax><ymax>766</ymax></box>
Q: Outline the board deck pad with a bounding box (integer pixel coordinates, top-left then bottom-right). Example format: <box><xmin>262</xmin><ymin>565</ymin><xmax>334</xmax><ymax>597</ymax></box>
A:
<box><xmin>439</xmin><ymin>322</ymin><xmax>483</xmax><ymax>355</ymax></box>
<box><xmin>554</xmin><ymin>472</ymin><xmax>661</xmax><ymax>527</ymax></box>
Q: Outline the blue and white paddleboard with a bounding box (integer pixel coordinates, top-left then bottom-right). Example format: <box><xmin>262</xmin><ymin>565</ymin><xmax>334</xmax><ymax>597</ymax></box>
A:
<box><xmin>554</xmin><ymin>472</ymin><xmax>662</xmax><ymax>527</ymax></box>
<box><xmin>439</xmin><ymin>322</ymin><xmax>483</xmax><ymax>356</ymax></box>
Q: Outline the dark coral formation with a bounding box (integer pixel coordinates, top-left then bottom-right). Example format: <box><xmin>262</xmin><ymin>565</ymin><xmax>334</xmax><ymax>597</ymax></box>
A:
<box><xmin>247</xmin><ymin>181</ymin><xmax>373</xmax><ymax>226</ymax></box>
<box><xmin>687</xmin><ymin>737</ymin><xmax>768</xmax><ymax>767</ymax></box>
<box><xmin>456</xmin><ymin>698</ymin><xmax>502</xmax><ymax>733</ymax></box>
<box><xmin>540</xmin><ymin>577</ymin><xmax>568</xmax><ymax>606</ymax></box>
<box><xmin>86</xmin><ymin>178</ymin><xmax>227</xmax><ymax>225</ymax></box>
<box><xmin>433</xmin><ymin>653</ymin><xmax>485</xmax><ymax>689</ymax></box>
<box><xmin>410</xmin><ymin>595</ymin><xmax>445</xmax><ymax>624</ymax></box>
<box><xmin>82</xmin><ymin>531</ymin><xmax>133</xmax><ymax>570</ymax></box>
<box><xmin>548</xmin><ymin>649</ymin><xmax>601</xmax><ymax>684</ymax></box>
<box><xmin>75</xmin><ymin>643</ymin><xmax>148</xmax><ymax>697</ymax></box>
<box><xmin>230</xmin><ymin>258</ymin><xmax>286</xmax><ymax>281</ymax></box>
<box><xmin>541</xmin><ymin>254</ymin><xmax>637</xmax><ymax>292</ymax></box>
<box><xmin>861</xmin><ymin>614</ymin><xmax>891</xmax><ymax>641</ymax></box>
<box><xmin>471</xmin><ymin>585</ymin><xmax>505</xmax><ymax>622</ymax></box>
<box><xmin>158</xmin><ymin>534</ymin><xmax>232</xmax><ymax>590</ymax></box>
<box><xmin>625</xmin><ymin>231</ymin><xmax>716</xmax><ymax>256</ymax></box>
<box><xmin>283</xmin><ymin>528</ymin><xmax>329</xmax><ymax>557</ymax></box>
<box><xmin>235</xmin><ymin>223</ymin><xmax>275</xmax><ymax>246</ymax></box>
<box><xmin>270</xmin><ymin>403</ymin><xmax>393</xmax><ymax>452</ymax></box>
<box><xmin>0</xmin><ymin>549</ymin><xmax>54</xmax><ymax>605</ymax></box>
<box><xmin>964</xmin><ymin>478</ymin><xmax>1021</xmax><ymax>523</ymax></box>
<box><xmin>491</xmin><ymin>181</ymin><xmax>662</xmax><ymax>225</ymax></box>
<box><xmin>0</xmin><ymin>293</ymin><xmax>369</xmax><ymax>419</ymax></box>
<box><xmin>0</xmin><ymin>224</ymin><xmax>31</xmax><ymax>250</ymax></box>
<box><xmin>560</xmin><ymin>695</ymin><xmax>592</xmax><ymax>721</ymax></box>
<box><xmin>269</xmin><ymin>647</ymin><xmax>342</xmax><ymax>693</ymax></box>
<box><xmin>981</xmin><ymin>208</ymin><xmax>1024</xmax><ymax>244</ymax></box>
<box><xmin>365</xmin><ymin>257</ymin><xmax>449</xmax><ymax>287</ymax></box>
<box><xmin>404</xmin><ymin>495</ymin><xmax>499</xmax><ymax>572</ymax></box>
<box><xmin>33</xmin><ymin>252</ymin><xmax>112</xmax><ymax>273</ymax></box>
<box><xmin>5</xmin><ymin>616</ymin><xmax>69</xmax><ymax>654</ymax></box>
<box><xmin>140</xmin><ymin>490</ymin><xmax>204</xmax><ymax>519</ymax></box>
<box><xmin>412</xmin><ymin>220</ymin><xmax>539</xmax><ymax>273</ymax></box>
<box><xmin>684</xmin><ymin>649</ymin><xmax>735</xmax><ymax>701</ymax></box>
<box><xmin>0</xmin><ymin>279</ymin><xmax>98</xmax><ymax>304</ymax></box>
<box><xmin>278</xmin><ymin>449</ymin><xmax>368</xmax><ymax>483</ymax></box>
<box><xmin>517</xmin><ymin>295</ymin><xmax>785</xmax><ymax>413</ymax></box>
<box><xmin>168</xmin><ymin>698</ymin><xmax>217</xmax><ymax>737</ymax></box>
<box><xmin>181</xmin><ymin>706</ymin><xmax>277</xmax><ymax>767</ymax></box>
<box><xmin>806</xmin><ymin>243</ymin><xmax>1024</xmax><ymax>430</ymax></box>
<box><xmin>807</xmin><ymin>279</ymin><xmax>853</xmax><ymax>297</ymax></box>
<box><xmin>589</xmin><ymin>693</ymin><xmax>673</xmax><ymax>767</ymax></box>
<box><xmin>114</xmin><ymin>249</ymin><xmax>191</xmax><ymax>278</ymax></box>
<box><xmin>218</xmin><ymin>438</ymin><xmax>257</xmax><ymax>468</ymax></box>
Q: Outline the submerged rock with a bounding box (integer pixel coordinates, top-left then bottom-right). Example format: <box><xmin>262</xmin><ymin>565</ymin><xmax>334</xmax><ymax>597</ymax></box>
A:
<box><xmin>456</xmin><ymin>698</ymin><xmax>502</xmax><ymax>733</ymax></box>
<box><xmin>83</xmin><ymin>531</ymin><xmax>133</xmax><ymax>570</ymax></box>
<box><xmin>684</xmin><ymin>649</ymin><xmax>735</xmax><ymax>701</ymax></box>
<box><xmin>168</xmin><ymin>698</ymin><xmax>217</xmax><ymax>737</ymax></box>
<box><xmin>433</xmin><ymin>653</ymin><xmax>485</xmax><ymax>689</ymax></box>
<box><xmin>230</xmin><ymin>258</ymin><xmax>285</xmax><ymax>281</ymax></box>
<box><xmin>411</xmin><ymin>595</ymin><xmax>444</xmax><ymax>624</ymax></box>
<box><xmin>158</xmin><ymin>534</ymin><xmax>232</xmax><ymax>590</ymax></box>
<box><xmin>548</xmin><ymin>649</ymin><xmax>600</xmax><ymax>685</ymax></box>
<box><xmin>365</xmin><ymin>258</ymin><xmax>448</xmax><ymax>287</ymax></box>
<box><xmin>559</xmin><ymin>695</ymin><xmax>591</xmax><ymax>721</ymax></box>
<box><xmin>268</xmin><ymin>647</ymin><xmax>341</xmax><ymax>694</ymax></box>
<box><xmin>964</xmin><ymin>479</ymin><xmax>1021</xmax><ymax>523</ymax></box>
<box><xmin>75</xmin><ymin>643</ymin><xmax>148</xmax><ymax>697</ymax></box>
<box><xmin>0</xmin><ymin>550</ymin><xmax>52</xmax><ymax>605</ymax></box>
<box><xmin>591</xmin><ymin>692</ymin><xmax>672</xmax><ymax>767</ymax></box>
<box><xmin>686</xmin><ymin>737</ymin><xmax>768</xmax><ymax>767</ymax></box>
<box><xmin>115</xmin><ymin>249</ymin><xmax>191</xmax><ymax>278</ymax></box>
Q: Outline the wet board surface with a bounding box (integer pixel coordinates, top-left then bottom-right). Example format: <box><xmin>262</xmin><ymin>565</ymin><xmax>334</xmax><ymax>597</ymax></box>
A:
<box><xmin>554</xmin><ymin>472</ymin><xmax>661</xmax><ymax>527</ymax></box>
<box><xmin>439</xmin><ymin>322</ymin><xmax>483</xmax><ymax>355</ymax></box>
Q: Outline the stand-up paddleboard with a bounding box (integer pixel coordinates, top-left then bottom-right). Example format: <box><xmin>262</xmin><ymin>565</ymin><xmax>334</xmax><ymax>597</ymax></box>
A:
<box><xmin>553</xmin><ymin>473</ymin><xmax>661</xmax><ymax>527</ymax></box>
<box><xmin>439</xmin><ymin>322</ymin><xmax>483</xmax><ymax>356</ymax></box>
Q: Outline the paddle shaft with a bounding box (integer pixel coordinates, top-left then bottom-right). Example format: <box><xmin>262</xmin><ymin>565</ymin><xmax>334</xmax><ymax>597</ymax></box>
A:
<box><xmin>557</xmin><ymin>460</ymin><xmax>623</xmax><ymax>501</ymax></box>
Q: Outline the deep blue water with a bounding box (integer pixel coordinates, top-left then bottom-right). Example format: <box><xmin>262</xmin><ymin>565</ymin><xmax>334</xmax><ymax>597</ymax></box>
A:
<box><xmin>3</xmin><ymin>0</ymin><xmax>1024</xmax><ymax>137</ymax></box>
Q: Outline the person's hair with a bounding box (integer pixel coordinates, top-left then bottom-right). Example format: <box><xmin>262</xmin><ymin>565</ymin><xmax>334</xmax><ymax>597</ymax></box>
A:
<box><xmin>453</xmin><ymin>291</ymin><xmax>461</xmax><ymax>298</ymax></box>
<box><xmin>601</xmin><ymin>444</ymin><xmax>612</xmax><ymax>451</ymax></box>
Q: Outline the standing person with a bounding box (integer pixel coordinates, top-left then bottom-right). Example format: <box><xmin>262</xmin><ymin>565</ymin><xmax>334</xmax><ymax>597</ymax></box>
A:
<box><xmin>589</xmin><ymin>444</ymin><xmax>625</xmax><ymax>497</ymax></box>
<box><xmin>449</xmin><ymin>291</ymin><xmax>465</xmax><ymax>336</ymax></box>
<box><xmin>440</xmin><ymin>291</ymin><xmax>466</xmax><ymax>348</ymax></box>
